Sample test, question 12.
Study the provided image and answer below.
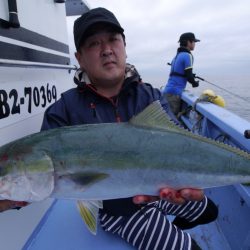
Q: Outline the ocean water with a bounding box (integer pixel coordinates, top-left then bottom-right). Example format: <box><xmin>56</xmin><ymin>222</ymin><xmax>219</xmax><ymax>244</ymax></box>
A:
<box><xmin>185</xmin><ymin>75</ymin><xmax>250</xmax><ymax>122</ymax></box>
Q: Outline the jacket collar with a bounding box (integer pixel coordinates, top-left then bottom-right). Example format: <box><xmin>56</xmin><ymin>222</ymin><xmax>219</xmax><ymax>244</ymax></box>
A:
<box><xmin>74</xmin><ymin>63</ymin><xmax>141</xmax><ymax>90</ymax></box>
<box><xmin>177</xmin><ymin>46</ymin><xmax>191</xmax><ymax>54</ymax></box>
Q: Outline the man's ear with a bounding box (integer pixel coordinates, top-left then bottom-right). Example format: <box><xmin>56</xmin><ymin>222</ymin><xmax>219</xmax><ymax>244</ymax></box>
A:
<box><xmin>75</xmin><ymin>51</ymin><xmax>80</xmax><ymax>63</ymax></box>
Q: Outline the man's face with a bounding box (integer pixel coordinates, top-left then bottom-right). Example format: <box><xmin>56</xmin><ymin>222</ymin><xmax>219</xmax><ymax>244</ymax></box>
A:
<box><xmin>75</xmin><ymin>26</ymin><xmax>126</xmax><ymax>88</ymax></box>
<box><xmin>187</xmin><ymin>40</ymin><xmax>196</xmax><ymax>51</ymax></box>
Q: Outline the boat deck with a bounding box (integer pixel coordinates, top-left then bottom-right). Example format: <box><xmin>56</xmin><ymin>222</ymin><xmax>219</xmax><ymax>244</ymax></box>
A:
<box><xmin>23</xmin><ymin>188</ymin><xmax>244</xmax><ymax>250</ymax></box>
<box><xmin>22</xmin><ymin>199</ymin><xmax>133</xmax><ymax>250</ymax></box>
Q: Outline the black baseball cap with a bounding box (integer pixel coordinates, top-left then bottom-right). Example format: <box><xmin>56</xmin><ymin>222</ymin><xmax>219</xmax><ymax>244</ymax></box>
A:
<box><xmin>74</xmin><ymin>7</ymin><xmax>124</xmax><ymax>49</ymax></box>
<box><xmin>178</xmin><ymin>32</ymin><xmax>200</xmax><ymax>42</ymax></box>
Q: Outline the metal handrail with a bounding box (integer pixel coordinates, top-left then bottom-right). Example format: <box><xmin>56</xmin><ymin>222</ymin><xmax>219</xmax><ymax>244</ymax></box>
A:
<box><xmin>0</xmin><ymin>60</ymin><xmax>77</xmax><ymax>70</ymax></box>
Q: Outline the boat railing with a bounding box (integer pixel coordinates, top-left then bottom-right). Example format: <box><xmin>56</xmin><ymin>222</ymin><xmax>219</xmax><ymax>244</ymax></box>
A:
<box><xmin>181</xmin><ymin>90</ymin><xmax>250</xmax><ymax>152</ymax></box>
<box><xmin>0</xmin><ymin>59</ymin><xmax>77</xmax><ymax>70</ymax></box>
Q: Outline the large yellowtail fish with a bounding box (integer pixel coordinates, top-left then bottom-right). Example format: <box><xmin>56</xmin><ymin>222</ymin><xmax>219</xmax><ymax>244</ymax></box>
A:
<box><xmin>0</xmin><ymin>101</ymin><xmax>250</xmax><ymax>233</ymax></box>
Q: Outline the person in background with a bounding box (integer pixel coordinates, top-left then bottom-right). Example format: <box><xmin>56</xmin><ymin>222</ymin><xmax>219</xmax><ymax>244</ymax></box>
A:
<box><xmin>163</xmin><ymin>32</ymin><xmax>200</xmax><ymax>116</ymax></box>
<box><xmin>0</xmin><ymin>9</ymin><xmax>218</xmax><ymax>250</ymax></box>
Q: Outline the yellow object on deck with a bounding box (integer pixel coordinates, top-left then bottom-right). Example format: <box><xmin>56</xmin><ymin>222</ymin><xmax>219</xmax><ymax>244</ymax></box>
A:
<box><xmin>199</xmin><ymin>89</ymin><xmax>226</xmax><ymax>107</ymax></box>
<box><xmin>213</xmin><ymin>95</ymin><xmax>226</xmax><ymax>107</ymax></box>
<box><xmin>202</xmin><ymin>89</ymin><xmax>216</xmax><ymax>97</ymax></box>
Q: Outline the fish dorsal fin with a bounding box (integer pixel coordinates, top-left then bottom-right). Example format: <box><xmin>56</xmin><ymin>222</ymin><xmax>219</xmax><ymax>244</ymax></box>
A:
<box><xmin>130</xmin><ymin>101</ymin><xmax>250</xmax><ymax>160</ymax></box>
<box><xmin>77</xmin><ymin>200</ymin><xmax>103</xmax><ymax>235</ymax></box>
<box><xmin>129</xmin><ymin>100</ymin><xmax>180</xmax><ymax>132</ymax></box>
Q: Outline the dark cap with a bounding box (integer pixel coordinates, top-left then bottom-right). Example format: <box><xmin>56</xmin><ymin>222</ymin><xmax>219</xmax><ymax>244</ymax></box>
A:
<box><xmin>178</xmin><ymin>32</ymin><xmax>200</xmax><ymax>42</ymax></box>
<box><xmin>74</xmin><ymin>7</ymin><xmax>124</xmax><ymax>49</ymax></box>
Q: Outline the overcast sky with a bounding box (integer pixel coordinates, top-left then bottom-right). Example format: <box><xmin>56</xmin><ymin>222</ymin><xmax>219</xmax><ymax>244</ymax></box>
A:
<box><xmin>67</xmin><ymin>0</ymin><xmax>250</xmax><ymax>88</ymax></box>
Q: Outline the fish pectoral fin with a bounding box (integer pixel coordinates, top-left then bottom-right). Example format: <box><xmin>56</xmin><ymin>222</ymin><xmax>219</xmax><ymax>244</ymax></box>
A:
<box><xmin>129</xmin><ymin>100</ymin><xmax>180</xmax><ymax>132</ymax></box>
<box><xmin>65</xmin><ymin>172</ymin><xmax>109</xmax><ymax>187</ymax></box>
<box><xmin>77</xmin><ymin>200</ymin><xmax>103</xmax><ymax>235</ymax></box>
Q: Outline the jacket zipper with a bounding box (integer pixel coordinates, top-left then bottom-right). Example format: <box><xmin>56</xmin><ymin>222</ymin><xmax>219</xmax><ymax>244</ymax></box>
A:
<box><xmin>86</xmin><ymin>84</ymin><xmax>122</xmax><ymax>122</ymax></box>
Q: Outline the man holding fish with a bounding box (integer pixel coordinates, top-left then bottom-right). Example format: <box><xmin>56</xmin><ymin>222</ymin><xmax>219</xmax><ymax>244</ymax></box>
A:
<box><xmin>0</xmin><ymin>7</ymin><xmax>218</xmax><ymax>250</ymax></box>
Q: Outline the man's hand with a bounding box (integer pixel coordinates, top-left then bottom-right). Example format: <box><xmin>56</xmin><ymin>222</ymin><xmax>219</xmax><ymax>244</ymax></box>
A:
<box><xmin>133</xmin><ymin>187</ymin><xmax>204</xmax><ymax>205</ymax></box>
<box><xmin>192</xmin><ymin>81</ymin><xmax>199</xmax><ymax>88</ymax></box>
<box><xmin>0</xmin><ymin>200</ymin><xmax>29</xmax><ymax>213</ymax></box>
